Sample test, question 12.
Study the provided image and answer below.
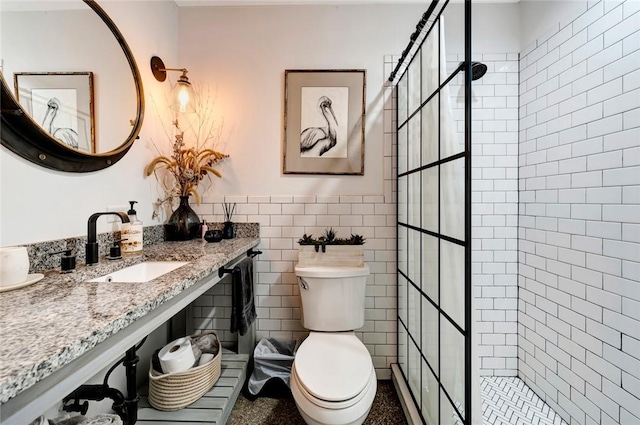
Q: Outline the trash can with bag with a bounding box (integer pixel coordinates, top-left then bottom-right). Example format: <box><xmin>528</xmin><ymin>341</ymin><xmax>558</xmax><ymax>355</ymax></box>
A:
<box><xmin>247</xmin><ymin>338</ymin><xmax>299</xmax><ymax>397</ymax></box>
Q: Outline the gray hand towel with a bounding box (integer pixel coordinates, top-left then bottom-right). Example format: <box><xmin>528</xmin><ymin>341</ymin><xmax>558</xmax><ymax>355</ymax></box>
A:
<box><xmin>231</xmin><ymin>257</ymin><xmax>257</xmax><ymax>336</ymax></box>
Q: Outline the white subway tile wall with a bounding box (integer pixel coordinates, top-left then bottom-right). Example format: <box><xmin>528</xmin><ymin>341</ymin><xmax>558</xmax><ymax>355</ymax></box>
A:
<box><xmin>190</xmin><ymin>188</ymin><xmax>400</xmax><ymax>379</ymax></box>
<box><xmin>192</xmin><ymin>194</ymin><xmax>399</xmax><ymax>379</ymax></box>
<box><xmin>519</xmin><ymin>1</ymin><xmax>640</xmax><ymax>424</ymax></box>
<box><xmin>449</xmin><ymin>53</ymin><xmax>521</xmax><ymax>376</ymax></box>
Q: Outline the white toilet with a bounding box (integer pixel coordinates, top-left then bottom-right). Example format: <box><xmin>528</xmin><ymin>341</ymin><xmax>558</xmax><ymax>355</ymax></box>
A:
<box><xmin>291</xmin><ymin>264</ymin><xmax>376</xmax><ymax>425</ymax></box>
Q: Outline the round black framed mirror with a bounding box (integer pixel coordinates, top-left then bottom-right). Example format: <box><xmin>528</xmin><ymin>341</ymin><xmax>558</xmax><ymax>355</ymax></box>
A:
<box><xmin>0</xmin><ymin>0</ymin><xmax>144</xmax><ymax>172</ymax></box>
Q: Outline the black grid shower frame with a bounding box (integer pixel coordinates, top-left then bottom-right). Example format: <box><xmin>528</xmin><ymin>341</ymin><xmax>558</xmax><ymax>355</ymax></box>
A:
<box><xmin>393</xmin><ymin>0</ymin><xmax>473</xmax><ymax>424</ymax></box>
<box><xmin>396</xmin><ymin>72</ymin><xmax>467</xmax><ymax>424</ymax></box>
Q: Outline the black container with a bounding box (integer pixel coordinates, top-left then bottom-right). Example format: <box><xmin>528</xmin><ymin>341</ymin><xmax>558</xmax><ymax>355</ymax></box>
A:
<box><xmin>223</xmin><ymin>221</ymin><xmax>235</xmax><ymax>239</ymax></box>
<box><xmin>164</xmin><ymin>196</ymin><xmax>200</xmax><ymax>241</ymax></box>
<box><xmin>204</xmin><ymin>230</ymin><xmax>223</xmax><ymax>243</ymax></box>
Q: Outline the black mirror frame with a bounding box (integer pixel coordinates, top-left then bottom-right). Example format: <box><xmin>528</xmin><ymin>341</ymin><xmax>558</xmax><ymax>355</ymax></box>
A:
<box><xmin>0</xmin><ymin>0</ymin><xmax>144</xmax><ymax>173</ymax></box>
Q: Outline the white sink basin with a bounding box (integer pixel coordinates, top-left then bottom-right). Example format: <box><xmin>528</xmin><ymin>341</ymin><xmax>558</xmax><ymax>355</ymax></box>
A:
<box><xmin>88</xmin><ymin>261</ymin><xmax>189</xmax><ymax>283</ymax></box>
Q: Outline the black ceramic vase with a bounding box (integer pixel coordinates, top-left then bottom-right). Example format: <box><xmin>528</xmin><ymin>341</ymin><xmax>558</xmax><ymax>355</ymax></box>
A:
<box><xmin>223</xmin><ymin>221</ymin><xmax>235</xmax><ymax>239</ymax></box>
<box><xmin>165</xmin><ymin>196</ymin><xmax>200</xmax><ymax>241</ymax></box>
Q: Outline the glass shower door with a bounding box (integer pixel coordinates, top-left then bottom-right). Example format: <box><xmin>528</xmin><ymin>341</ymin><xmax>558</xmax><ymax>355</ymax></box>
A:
<box><xmin>396</xmin><ymin>9</ymin><xmax>472</xmax><ymax>425</ymax></box>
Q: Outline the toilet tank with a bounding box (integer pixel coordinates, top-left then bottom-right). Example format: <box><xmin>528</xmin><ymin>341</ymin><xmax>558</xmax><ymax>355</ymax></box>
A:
<box><xmin>294</xmin><ymin>264</ymin><xmax>370</xmax><ymax>331</ymax></box>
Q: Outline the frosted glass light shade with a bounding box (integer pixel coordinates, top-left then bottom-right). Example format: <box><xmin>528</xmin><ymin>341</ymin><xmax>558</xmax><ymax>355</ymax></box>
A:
<box><xmin>171</xmin><ymin>77</ymin><xmax>195</xmax><ymax>113</ymax></box>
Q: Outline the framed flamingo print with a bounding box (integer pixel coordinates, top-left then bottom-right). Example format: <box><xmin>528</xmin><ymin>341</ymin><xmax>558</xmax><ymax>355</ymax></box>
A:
<box><xmin>283</xmin><ymin>69</ymin><xmax>365</xmax><ymax>175</ymax></box>
<box><xmin>14</xmin><ymin>72</ymin><xmax>95</xmax><ymax>153</ymax></box>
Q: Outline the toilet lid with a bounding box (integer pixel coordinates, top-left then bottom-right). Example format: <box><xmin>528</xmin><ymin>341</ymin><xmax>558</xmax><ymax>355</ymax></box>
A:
<box><xmin>294</xmin><ymin>333</ymin><xmax>373</xmax><ymax>402</ymax></box>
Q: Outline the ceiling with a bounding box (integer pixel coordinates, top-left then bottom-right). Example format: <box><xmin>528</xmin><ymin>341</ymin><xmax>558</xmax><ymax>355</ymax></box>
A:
<box><xmin>0</xmin><ymin>0</ymin><xmax>518</xmax><ymax>12</ymax></box>
<box><xmin>175</xmin><ymin>0</ymin><xmax>518</xmax><ymax>6</ymax></box>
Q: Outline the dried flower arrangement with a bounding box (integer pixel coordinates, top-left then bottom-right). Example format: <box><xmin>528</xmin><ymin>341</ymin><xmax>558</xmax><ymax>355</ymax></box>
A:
<box><xmin>146</xmin><ymin>86</ymin><xmax>229</xmax><ymax>218</ymax></box>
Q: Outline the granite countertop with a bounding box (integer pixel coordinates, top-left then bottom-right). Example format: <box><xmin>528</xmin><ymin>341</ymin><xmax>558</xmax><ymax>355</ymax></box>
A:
<box><xmin>0</xmin><ymin>237</ymin><xmax>259</xmax><ymax>404</ymax></box>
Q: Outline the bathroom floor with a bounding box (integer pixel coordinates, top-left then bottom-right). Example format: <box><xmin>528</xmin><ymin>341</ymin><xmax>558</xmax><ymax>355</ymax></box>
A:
<box><xmin>227</xmin><ymin>380</ymin><xmax>407</xmax><ymax>425</ymax></box>
<box><xmin>481</xmin><ymin>377</ymin><xmax>568</xmax><ymax>425</ymax></box>
<box><xmin>228</xmin><ymin>377</ymin><xmax>569</xmax><ymax>425</ymax></box>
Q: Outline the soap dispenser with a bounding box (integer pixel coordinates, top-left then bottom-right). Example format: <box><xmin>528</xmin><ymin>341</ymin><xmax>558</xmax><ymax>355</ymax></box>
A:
<box><xmin>122</xmin><ymin>201</ymin><xmax>143</xmax><ymax>253</ymax></box>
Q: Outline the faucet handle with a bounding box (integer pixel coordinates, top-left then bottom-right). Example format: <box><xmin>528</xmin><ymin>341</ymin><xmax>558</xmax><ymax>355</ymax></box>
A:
<box><xmin>108</xmin><ymin>239</ymin><xmax>127</xmax><ymax>261</ymax></box>
<box><xmin>50</xmin><ymin>249</ymin><xmax>76</xmax><ymax>273</ymax></box>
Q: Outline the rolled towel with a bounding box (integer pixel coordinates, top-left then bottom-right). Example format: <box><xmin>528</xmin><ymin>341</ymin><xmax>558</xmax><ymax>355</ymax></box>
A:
<box><xmin>194</xmin><ymin>333</ymin><xmax>219</xmax><ymax>355</ymax></box>
<box><xmin>84</xmin><ymin>414</ymin><xmax>122</xmax><ymax>425</ymax></box>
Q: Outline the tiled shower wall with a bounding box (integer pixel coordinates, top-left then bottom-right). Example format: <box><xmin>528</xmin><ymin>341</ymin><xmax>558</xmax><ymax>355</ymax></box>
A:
<box><xmin>518</xmin><ymin>1</ymin><xmax>640</xmax><ymax>424</ymax></box>
<box><xmin>449</xmin><ymin>53</ymin><xmax>520</xmax><ymax>376</ymax></box>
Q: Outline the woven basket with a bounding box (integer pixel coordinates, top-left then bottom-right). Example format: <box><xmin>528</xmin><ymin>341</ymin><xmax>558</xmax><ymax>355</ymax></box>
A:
<box><xmin>148</xmin><ymin>331</ymin><xmax>222</xmax><ymax>411</ymax></box>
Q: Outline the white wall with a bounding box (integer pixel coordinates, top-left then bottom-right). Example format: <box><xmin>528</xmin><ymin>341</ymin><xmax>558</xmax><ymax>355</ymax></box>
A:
<box><xmin>445</xmin><ymin>2</ymin><xmax>520</xmax><ymax>54</ymax></box>
<box><xmin>177</xmin><ymin>4</ymin><xmax>427</xmax><ymax>197</ymax></box>
<box><xmin>518</xmin><ymin>0</ymin><xmax>640</xmax><ymax>423</ymax></box>
<box><xmin>0</xmin><ymin>0</ymin><xmax>179</xmax><ymax>247</ymax></box>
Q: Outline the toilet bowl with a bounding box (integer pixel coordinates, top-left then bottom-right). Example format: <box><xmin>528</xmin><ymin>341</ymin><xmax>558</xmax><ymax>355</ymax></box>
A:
<box><xmin>292</xmin><ymin>264</ymin><xmax>375</xmax><ymax>425</ymax></box>
<box><xmin>291</xmin><ymin>332</ymin><xmax>377</xmax><ymax>425</ymax></box>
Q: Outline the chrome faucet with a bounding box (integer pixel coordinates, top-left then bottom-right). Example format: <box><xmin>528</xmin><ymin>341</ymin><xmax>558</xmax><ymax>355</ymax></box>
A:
<box><xmin>86</xmin><ymin>212</ymin><xmax>130</xmax><ymax>265</ymax></box>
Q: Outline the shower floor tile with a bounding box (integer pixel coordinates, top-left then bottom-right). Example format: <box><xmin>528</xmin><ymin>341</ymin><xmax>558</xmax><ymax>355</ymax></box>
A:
<box><xmin>481</xmin><ymin>377</ymin><xmax>568</xmax><ymax>425</ymax></box>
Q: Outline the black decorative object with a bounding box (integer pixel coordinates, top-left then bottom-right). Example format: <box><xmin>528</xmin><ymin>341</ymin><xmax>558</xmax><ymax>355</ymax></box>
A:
<box><xmin>222</xmin><ymin>202</ymin><xmax>236</xmax><ymax>239</ymax></box>
<box><xmin>297</xmin><ymin>228</ymin><xmax>366</xmax><ymax>247</ymax></box>
<box><xmin>165</xmin><ymin>196</ymin><xmax>200</xmax><ymax>241</ymax></box>
<box><xmin>204</xmin><ymin>230</ymin><xmax>223</xmax><ymax>243</ymax></box>
<box><xmin>223</xmin><ymin>221</ymin><xmax>235</xmax><ymax>239</ymax></box>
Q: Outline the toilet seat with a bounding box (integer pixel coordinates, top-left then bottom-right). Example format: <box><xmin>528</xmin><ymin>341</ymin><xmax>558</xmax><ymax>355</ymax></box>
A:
<box><xmin>294</xmin><ymin>332</ymin><xmax>373</xmax><ymax>402</ymax></box>
<box><xmin>292</xmin><ymin>363</ymin><xmax>376</xmax><ymax>410</ymax></box>
<box><xmin>291</xmin><ymin>354</ymin><xmax>377</xmax><ymax>425</ymax></box>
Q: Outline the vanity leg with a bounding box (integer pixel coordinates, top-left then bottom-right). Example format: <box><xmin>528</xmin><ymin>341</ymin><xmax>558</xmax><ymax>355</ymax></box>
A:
<box><xmin>123</xmin><ymin>346</ymin><xmax>140</xmax><ymax>425</ymax></box>
<box><xmin>169</xmin><ymin>307</ymin><xmax>188</xmax><ymax>341</ymax></box>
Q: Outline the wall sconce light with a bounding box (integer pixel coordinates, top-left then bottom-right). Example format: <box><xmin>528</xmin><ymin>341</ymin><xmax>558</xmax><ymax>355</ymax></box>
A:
<box><xmin>150</xmin><ymin>56</ymin><xmax>195</xmax><ymax>113</ymax></box>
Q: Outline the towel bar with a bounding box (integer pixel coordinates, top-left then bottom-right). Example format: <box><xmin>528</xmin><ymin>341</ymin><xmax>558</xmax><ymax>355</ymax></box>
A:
<box><xmin>219</xmin><ymin>249</ymin><xmax>261</xmax><ymax>277</ymax></box>
<box><xmin>218</xmin><ymin>267</ymin><xmax>235</xmax><ymax>278</ymax></box>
